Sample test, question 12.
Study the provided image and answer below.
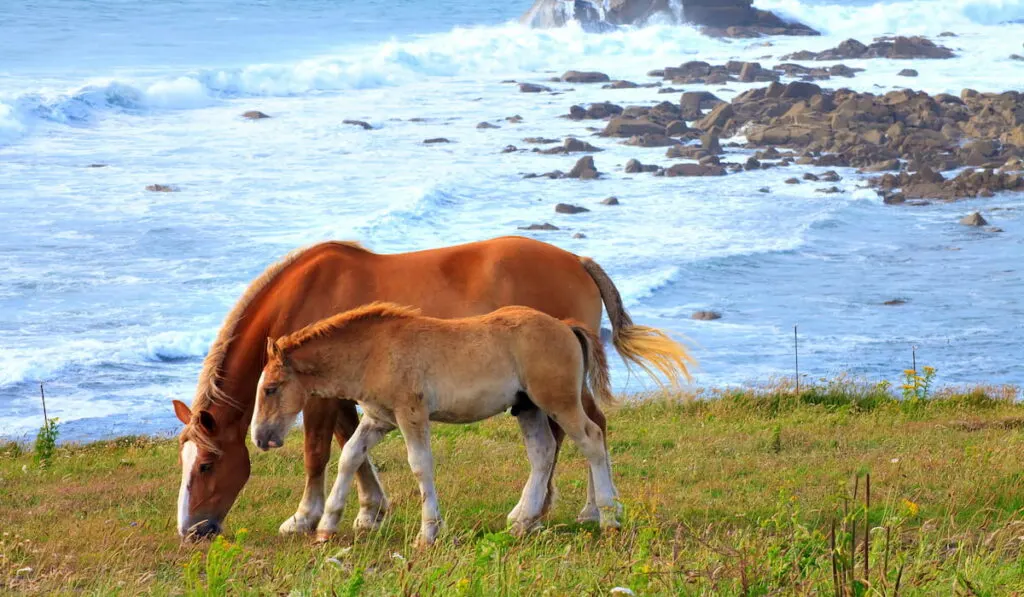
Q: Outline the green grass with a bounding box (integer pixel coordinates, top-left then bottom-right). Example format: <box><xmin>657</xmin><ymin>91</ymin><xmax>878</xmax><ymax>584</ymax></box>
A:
<box><xmin>2</xmin><ymin>381</ymin><xmax>1024</xmax><ymax>596</ymax></box>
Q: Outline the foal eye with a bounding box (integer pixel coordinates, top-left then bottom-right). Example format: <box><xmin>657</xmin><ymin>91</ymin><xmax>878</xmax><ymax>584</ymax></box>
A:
<box><xmin>198</xmin><ymin>462</ymin><xmax>213</xmax><ymax>474</ymax></box>
<box><xmin>264</xmin><ymin>385</ymin><xmax>278</xmax><ymax>396</ymax></box>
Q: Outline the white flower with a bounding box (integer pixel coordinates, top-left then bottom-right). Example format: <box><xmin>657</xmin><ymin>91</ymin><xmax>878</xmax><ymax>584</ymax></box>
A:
<box><xmin>325</xmin><ymin>557</ymin><xmax>343</xmax><ymax>569</ymax></box>
<box><xmin>611</xmin><ymin>588</ymin><xmax>636</xmax><ymax>596</ymax></box>
<box><xmin>891</xmin><ymin>458</ymin><xmax>900</xmax><ymax>463</ymax></box>
<box><xmin>391</xmin><ymin>552</ymin><xmax>405</xmax><ymax>561</ymax></box>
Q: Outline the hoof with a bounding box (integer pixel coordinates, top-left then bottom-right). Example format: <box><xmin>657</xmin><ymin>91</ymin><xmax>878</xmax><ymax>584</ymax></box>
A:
<box><xmin>414</xmin><ymin>521</ymin><xmax>442</xmax><ymax>549</ymax></box>
<box><xmin>509</xmin><ymin>519</ymin><xmax>543</xmax><ymax>538</ymax></box>
<box><xmin>576</xmin><ymin>505</ymin><xmax>600</xmax><ymax>524</ymax></box>
<box><xmin>352</xmin><ymin>505</ymin><xmax>387</xmax><ymax>532</ymax></box>
<box><xmin>314</xmin><ymin>530</ymin><xmax>336</xmax><ymax>544</ymax></box>
<box><xmin>279</xmin><ymin>514</ymin><xmax>320</xmax><ymax>535</ymax></box>
<box><xmin>599</xmin><ymin>506</ymin><xmax>621</xmax><ymax>531</ymax></box>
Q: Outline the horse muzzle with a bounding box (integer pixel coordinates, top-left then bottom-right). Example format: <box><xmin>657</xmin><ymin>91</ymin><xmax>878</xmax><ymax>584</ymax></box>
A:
<box><xmin>253</xmin><ymin>426</ymin><xmax>284</xmax><ymax>452</ymax></box>
<box><xmin>182</xmin><ymin>519</ymin><xmax>222</xmax><ymax>542</ymax></box>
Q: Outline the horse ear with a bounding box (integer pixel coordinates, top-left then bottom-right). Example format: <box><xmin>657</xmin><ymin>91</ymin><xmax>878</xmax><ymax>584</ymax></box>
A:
<box><xmin>172</xmin><ymin>400</ymin><xmax>192</xmax><ymax>425</ymax></box>
<box><xmin>197</xmin><ymin>410</ymin><xmax>217</xmax><ymax>434</ymax></box>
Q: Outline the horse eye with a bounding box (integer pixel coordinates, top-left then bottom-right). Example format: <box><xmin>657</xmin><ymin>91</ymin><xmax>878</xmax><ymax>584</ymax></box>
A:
<box><xmin>264</xmin><ymin>385</ymin><xmax>278</xmax><ymax>396</ymax></box>
<box><xmin>199</xmin><ymin>462</ymin><xmax>213</xmax><ymax>474</ymax></box>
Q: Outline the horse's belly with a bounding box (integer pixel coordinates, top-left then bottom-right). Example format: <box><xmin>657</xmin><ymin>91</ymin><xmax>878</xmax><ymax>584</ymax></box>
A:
<box><xmin>427</xmin><ymin>375</ymin><xmax>519</xmax><ymax>424</ymax></box>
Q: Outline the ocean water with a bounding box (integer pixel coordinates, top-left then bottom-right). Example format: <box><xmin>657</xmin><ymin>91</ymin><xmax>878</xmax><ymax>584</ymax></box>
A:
<box><xmin>2</xmin><ymin>0</ymin><xmax>1023</xmax><ymax>441</ymax></box>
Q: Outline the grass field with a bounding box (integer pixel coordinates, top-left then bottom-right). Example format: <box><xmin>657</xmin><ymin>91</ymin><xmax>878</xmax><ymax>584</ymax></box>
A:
<box><xmin>2</xmin><ymin>379</ymin><xmax>1024</xmax><ymax>596</ymax></box>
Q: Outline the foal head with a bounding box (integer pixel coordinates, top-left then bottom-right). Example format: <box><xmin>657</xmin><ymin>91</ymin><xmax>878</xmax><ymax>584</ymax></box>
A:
<box><xmin>251</xmin><ymin>338</ymin><xmax>307</xmax><ymax>452</ymax></box>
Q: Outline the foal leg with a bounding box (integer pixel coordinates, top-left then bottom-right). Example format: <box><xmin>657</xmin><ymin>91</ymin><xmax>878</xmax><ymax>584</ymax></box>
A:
<box><xmin>280</xmin><ymin>398</ymin><xmax>338</xmax><ymax>534</ymax></box>
<box><xmin>551</xmin><ymin>403</ymin><xmax>619</xmax><ymax>530</ymax></box>
<box><xmin>574</xmin><ymin>387</ymin><xmax>616</xmax><ymax>523</ymax></box>
<box><xmin>335</xmin><ymin>405</ymin><xmax>389</xmax><ymax>531</ymax></box>
<box><xmin>507</xmin><ymin>406</ymin><xmax>557</xmax><ymax>536</ymax></box>
<box><xmin>395</xmin><ymin>410</ymin><xmax>442</xmax><ymax>548</ymax></box>
<box><xmin>315</xmin><ymin>416</ymin><xmax>393</xmax><ymax>541</ymax></box>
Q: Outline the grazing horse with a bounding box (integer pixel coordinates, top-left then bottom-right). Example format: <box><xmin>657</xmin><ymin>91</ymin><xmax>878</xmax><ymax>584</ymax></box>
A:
<box><xmin>171</xmin><ymin>236</ymin><xmax>693</xmax><ymax>539</ymax></box>
<box><xmin>252</xmin><ymin>303</ymin><xmax>619</xmax><ymax>545</ymax></box>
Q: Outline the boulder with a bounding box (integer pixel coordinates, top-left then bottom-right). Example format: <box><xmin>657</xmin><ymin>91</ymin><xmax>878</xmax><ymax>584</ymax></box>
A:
<box><xmin>539</xmin><ymin>138</ymin><xmax>604</xmax><ymax>154</ymax></box>
<box><xmin>960</xmin><ymin>212</ymin><xmax>988</xmax><ymax>226</ymax></box>
<box><xmin>567</xmin><ymin>156</ymin><xmax>601</xmax><ymax>179</ymax></box>
<box><xmin>343</xmin><ymin>119</ymin><xmax>373</xmax><ymax>130</ymax></box>
<box><xmin>519</xmin><ymin>223</ymin><xmax>560</xmax><ymax>231</ymax></box>
<box><xmin>146</xmin><ymin>184</ymin><xmax>178</xmax><ymax>192</ymax></box>
<box><xmin>625</xmin><ymin>159</ymin><xmax>660</xmax><ymax>173</ymax></box>
<box><xmin>561</xmin><ymin>70</ymin><xmax>611</xmax><ymax>83</ymax></box>
<box><xmin>242</xmin><ymin>111</ymin><xmax>270</xmax><ymax>119</ymax></box>
<box><xmin>601</xmin><ymin>197</ymin><xmax>621</xmax><ymax>205</ymax></box>
<box><xmin>555</xmin><ymin>203</ymin><xmax>591</xmax><ymax>214</ymax></box>
<box><xmin>602</xmin><ymin>117</ymin><xmax>666</xmax><ymax>137</ymax></box>
<box><xmin>691</xmin><ymin>310</ymin><xmax>722</xmax><ymax>321</ymax></box>
<box><xmin>898</xmin><ymin>69</ymin><xmax>919</xmax><ymax>77</ymax></box>
<box><xmin>664</xmin><ymin>163</ymin><xmax>727</xmax><ymax>177</ymax></box>
<box><xmin>781</xmin><ymin>36</ymin><xmax>954</xmax><ymax>61</ymax></box>
<box><xmin>519</xmin><ymin>83</ymin><xmax>552</xmax><ymax>93</ymax></box>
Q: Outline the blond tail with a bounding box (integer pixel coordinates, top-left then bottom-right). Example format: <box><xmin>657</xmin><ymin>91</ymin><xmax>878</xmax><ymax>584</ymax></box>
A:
<box><xmin>578</xmin><ymin>257</ymin><xmax>696</xmax><ymax>389</ymax></box>
<box><xmin>568</xmin><ymin>323</ymin><xmax>616</xmax><ymax>408</ymax></box>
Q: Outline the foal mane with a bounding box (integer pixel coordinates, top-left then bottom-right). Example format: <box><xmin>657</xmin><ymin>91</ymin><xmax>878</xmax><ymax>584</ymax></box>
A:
<box><xmin>277</xmin><ymin>302</ymin><xmax>423</xmax><ymax>352</ymax></box>
<box><xmin>190</xmin><ymin>241</ymin><xmax>370</xmax><ymax>414</ymax></box>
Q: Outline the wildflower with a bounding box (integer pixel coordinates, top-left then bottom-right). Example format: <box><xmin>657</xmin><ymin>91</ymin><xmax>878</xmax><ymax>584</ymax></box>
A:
<box><xmin>890</xmin><ymin>458</ymin><xmax>900</xmax><ymax>463</ymax></box>
<box><xmin>611</xmin><ymin>588</ymin><xmax>637</xmax><ymax>596</ymax></box>
<box><xmin>391</xmin><ymin>552</ymin><xmax>405</xmax><ymax>561</ymax></box>
<box><xmin>903</xmin><ymin>369</ymin><xmax>917</xmax><ymax>376</ymax></box>
<box><xmin>923</xmin><ymin>366</ymin><xmax>936</xmax><ymax>374</ymax></box>
<box><xmin>902</xmin><ymin>498</ymin><xmax>919</xmax><ymax>517</ymax></box>
<box><xmin>326</xmin><ymin>557</ymin><xmax>343</xmax><ymax>569</ymax></box>
<box><xmin>457</xmin><ymin>578</ymin><xmax>470</xmax><ymax>588</ymax></box>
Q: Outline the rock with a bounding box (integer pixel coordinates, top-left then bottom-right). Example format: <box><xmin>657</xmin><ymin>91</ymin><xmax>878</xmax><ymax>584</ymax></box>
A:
<box><xmin>423</xmin><ymin>138</ymin><xmax>451</xmax><ymax>144</ymax></box>
<box><xmin>898</xmin><ymin>69</ymin><xmax>919</xmax><ymax>77</ymax></box>
<box><xmin>1012</xmin><ymin>54</ymin><xmax>1024</xmax><ymax>61</ymax></box>
<box><xmin>573</xmin><ymin>232</ymin><xmax>587</xmax><ymax>239</ymax></box>
<box><xmin>601</xmin><ymin>197</ymin><xmax>620</xmax><ymax>205</ymax></box>
<box><xmin>567</xmin><ymin>156</ymin><xmax>600</xmax><ymax>179</ymax></box>
<box><xmin>625</xmin><ymin>133</ymin><xmax>678</xmax><ymax>148</ymax></box>
<box><xmin>883</xmin><ymin>298</ymin><xmax>907</xmax><ymax>306</ymax></box>
<box><xmin>523</xmin><ymin>137</ymin><xmax>560</xmax><ymax>144</ymax></box>
<box><xmin>506</xmin><ymin>115</ymin><xmax>524</xmax><ymax>123</ymax></box>
<box><xmin>602</xmin><ymin>117</ymin><xmax>666</xmax><ymax>137</ymax></box>
<box><xmin>691</xmin><ymin>310</ymin><xmax>722</xmax><ymax>321</ymax></box>
<box><xmin>701</xmin><ymin>128</ymin><xmax>723</xmax><ymax>154</ymax></box>
<box><xmin>343</xmin><ymin>119</ymin><xmax>373</xmax><ymax>130</ymax></box>
<box><xmin>145</xmin><ymin>184</ymin><xmax>177</xmax><ymax>192</ymax></box>
<box><xmin>242</xmin><ymin>110</ymin><xmax>270</xmax><ymax>119</ymax></box>
<box><xmin>745</xmin><ymin>157</ymin><xmax>761</xmax><ymax>170</ymax></box>
<box><xmin>694</xmin><ymin>103</ymin><xmax>734</xmax><ymax>131</ymax></box>
<box><xmin>539</xmin><ymin>138</ymin><xmax>604</xmax><ymax>154</ymax></box>
<box><xmin>816</xmin><ymin>186</ymin><xmax>843</xmax><ymax>194</ymax></box>
<box><xmin>501</xmin><ymin>145</ymin><xmax>519</xmax><ymax>153</ymax></box>
<box><xmin>556</xmin><ymin>203</ymin><xmax>591</xmax><ymax>214</ymax></box>
<box><xmin>680</xmin><ymin>91</ymin><xmax>724</xmax><ymax>119</ymax></box>
<box><xmin>625</xmin><ymin>158</ymin><xmax>659</xmax><ymax>173</ymax></box>
<box><xmin>758</xmin><ymin>187</ymin><xmax>771</xmax><ymax>193</ymax></box>
<box><xmin>87</xmin><ymin>163</ymin><xmax>107</xmax><ymax>168</ymax></box>
<box><xmin>519</xmin><ymin>83</ymin><xmax>551</xmax><ymax>93</ymax></box>
<box><xmin>476</xmin><ymin>122</ymin><xmax>500</xmax><ymax>129</ymax></box>
<box><xmin>604</xmin><ymin>80</ymin><xmax>639</xmax><ymax>89</ymax></box>
<box><xmin>781</xmin><ymin>36</ymin><xmax>954</xmax><ymax>61</ymax></box>
<box><xmin>785</xmin><ymin>178</ymin><xmax>800</xmax><ymax>184</ymax></box>
<box><xmin>960</xmin><ymin>212</ymin><xmax>988</xmax><ymax>226</ymax></box>
<box><xmin>665</xmin><ymin>120</ymin><xmax>689</xmax><ymax>136</ymax></box>
<box><xmin>802</xmin><ymin>172</ymin><xmax>819</xmax><ymax>181</ymax></box>
<box><xmin>862</xmin><ymin>159</ymin><xmax>901</xmax><ymax>172</ymax></box>
<box><xmin>664</xmin><ymin>163</ymin><xmax>727</xmax><ymax>177</ymax></box>
<box><xmin>562</xmin><ymin>70</ymin><xmax>611</xmax><ymax>83</ymax></box>
<box><xmin>518</xmin><ymin>222</ymin><xmax>560</xmax><ymax>231</ymax></box>
<box><xmin>820</xmin><ymin>171</ymin><xmax>842</xmax><ymax>182</ymax></box>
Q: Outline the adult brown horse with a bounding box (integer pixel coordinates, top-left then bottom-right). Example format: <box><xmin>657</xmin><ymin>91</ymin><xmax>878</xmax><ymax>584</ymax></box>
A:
<box><xmin>171</xmin><ymin>236</ymin><xmax>693</xmax><ymax>539</ymax></box>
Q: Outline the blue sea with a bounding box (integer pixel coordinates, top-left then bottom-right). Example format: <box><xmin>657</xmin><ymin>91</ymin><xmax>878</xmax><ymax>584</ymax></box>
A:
<box><xmin>2</xmin><ymin>0</ymin><xmax>1023</xmax><ymax>440</ymax></box>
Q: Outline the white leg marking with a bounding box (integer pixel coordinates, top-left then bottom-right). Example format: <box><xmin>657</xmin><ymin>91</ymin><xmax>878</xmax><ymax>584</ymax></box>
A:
<box><xmin>177</xmin><ymin>440</ymin><xmax>197</xmax><ymax>536</ymax></box>
<box><xmin>509</xmin><ymin>408</ymin><xmax>556</xmax><ymax>535</ymax></box>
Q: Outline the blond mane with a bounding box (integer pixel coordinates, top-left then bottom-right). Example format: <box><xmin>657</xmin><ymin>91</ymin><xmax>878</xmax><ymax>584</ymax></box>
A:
<box><xmin>277</xmin><ymin>302</ymin><xmax>422</xmax><ymax>353</ymax></box>
<box><xmin>190</xmin><ymin>241</ymin><xmax>369</xmax><ymax>414</ymax></box>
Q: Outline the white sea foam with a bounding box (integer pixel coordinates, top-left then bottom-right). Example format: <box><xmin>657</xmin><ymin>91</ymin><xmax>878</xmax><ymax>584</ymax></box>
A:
<box><xmin>757</xmin><ymin>0</ymin><xmax>1024</xmax><ymax>34</ymax></box>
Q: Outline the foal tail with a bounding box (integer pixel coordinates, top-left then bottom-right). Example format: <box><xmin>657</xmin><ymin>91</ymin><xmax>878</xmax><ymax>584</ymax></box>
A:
<box><xmin>577</xmin><ymin>257</ymin><xmax>696</xmax><ymax>389</ymax></box>
<box><xmin>567</xmin><ymin>323</ymin><xmax>617</xmax><ymax>408</ymax></box>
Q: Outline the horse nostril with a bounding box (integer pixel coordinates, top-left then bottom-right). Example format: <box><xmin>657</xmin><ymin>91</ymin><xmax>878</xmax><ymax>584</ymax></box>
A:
<box><xmin>184</xmin><ymin>519</ymin><xmax>221</xmax><ymax>542</ymax></box>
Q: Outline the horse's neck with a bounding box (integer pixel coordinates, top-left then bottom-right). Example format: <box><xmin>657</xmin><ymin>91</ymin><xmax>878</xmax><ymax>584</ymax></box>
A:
<box><xmin>293</xmin><ymin>333</ymin><xmax>370</xmax><ymax>399</ymax></box>
<box><xmin>213</xmin><ymin>312</ymin><xmax>273</xmax><ymax>430</ymax></box>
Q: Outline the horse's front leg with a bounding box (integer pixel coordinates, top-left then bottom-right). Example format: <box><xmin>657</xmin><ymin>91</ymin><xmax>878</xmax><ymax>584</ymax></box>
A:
<box><xmin>395</xmin><ymin>409</ymin><xmax>442</xmax><ymax>548</ymax></box>
<box><xmin>336</xmin><ymin>402</ymin><xmax>389</xmax><ymax>531</ymax></box>
<box><xmin>279</xmin><ymin>398</ymin><xmax>340</xmax><ymax>534</ymax></box>
<box><xmin>315</xmin><ymin>416</ymin><xmax>393</xmax><ymax>542</ymax></box>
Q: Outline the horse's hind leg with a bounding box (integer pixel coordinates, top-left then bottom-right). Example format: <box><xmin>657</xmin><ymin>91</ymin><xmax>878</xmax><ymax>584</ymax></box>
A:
<box><xmin>395</xmin><ymin>408</ymin><xmax>442</xmax><ymax>548</ymax></box>
<box><xmin>571</xmin><ymin>387</ymin><xmax>618</xmax><ymax>523</ymax></box>
<box><xmin>508</xmin><ymin>406</ymin><xmax>557</xmax><ymax>536</ymax></box>
<box><xmin>545</xmin><ymin>398</ymin><xmax>619</xmax><ymax>531</ymax></box>
<box><xmin>335</xmin><ymin>404</ymin><xmax>389</xmax><ymax>531</ymax></box>
<box><xmin>281</xmin><ymin>398</ymin><xmax>339</xmax><ymax>534</ymax></box>
<box><xmin>315</xmin><ymin>415</ymin><xmax>393</xmax><ymax>541</ymax></box>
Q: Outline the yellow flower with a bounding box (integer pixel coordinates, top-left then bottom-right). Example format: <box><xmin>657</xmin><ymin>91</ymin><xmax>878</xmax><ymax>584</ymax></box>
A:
<box><xmin>923</xmin><ymin>366</ymin><xmax>935</xmax><ymax>374</ymax></box>
<box><xmin>903</xmin><ymin>369</ymin><xmax>917</xmax><ymax>376</ymax></box>
<box><xmin>902</xmin><ymin>498</ymin><xmax>919</xmax><ymax>517</ymax></box>
<box><xmin>457</xmin><ymin>578</ymin><xmax>470</xmax><ymax>588</ymax></box>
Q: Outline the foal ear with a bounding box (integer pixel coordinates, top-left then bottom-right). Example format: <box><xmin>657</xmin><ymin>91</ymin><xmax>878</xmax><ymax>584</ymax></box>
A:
<box><xmin>197</xmin><ymin>409</ymin><xmax>217</xmax><ymax>434</ymax></box>
<box><xmin>172</xmin><ymin>400</ymin><xmax>192</xmax><ymax>425</ymax></box>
